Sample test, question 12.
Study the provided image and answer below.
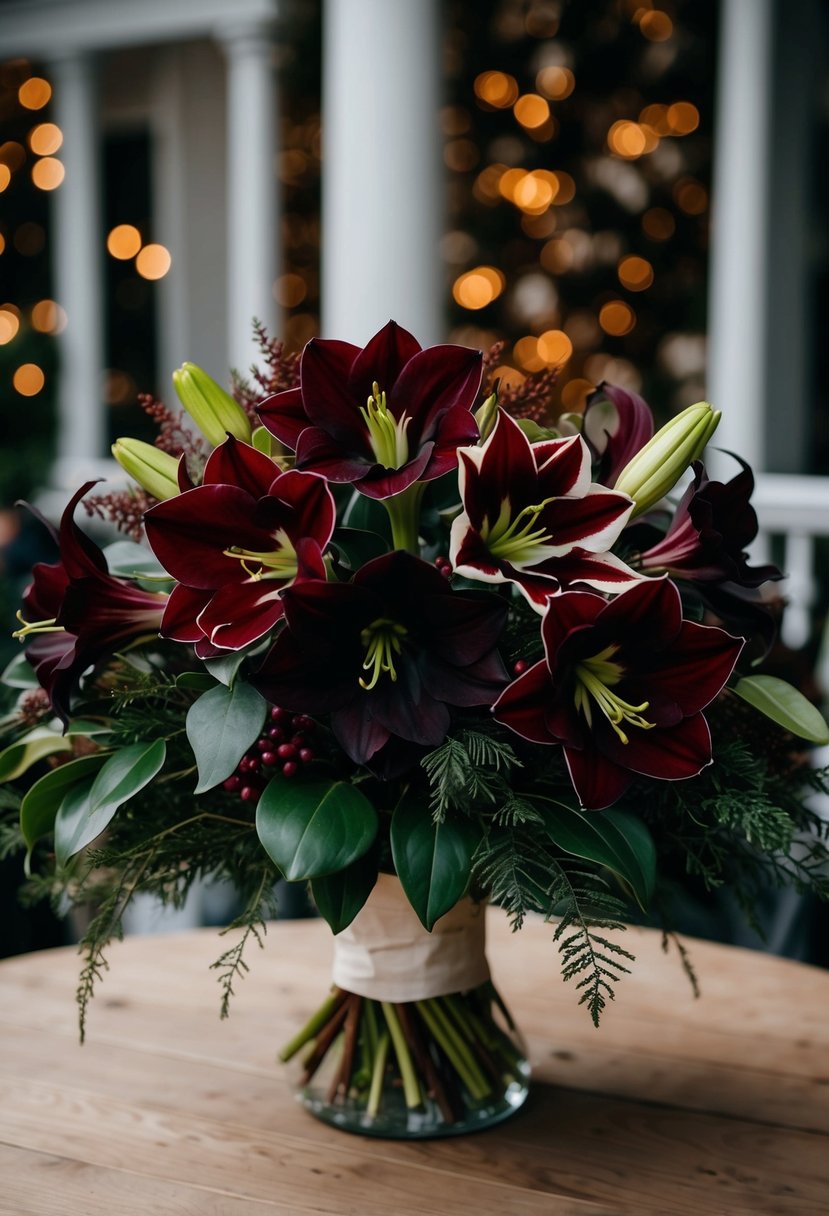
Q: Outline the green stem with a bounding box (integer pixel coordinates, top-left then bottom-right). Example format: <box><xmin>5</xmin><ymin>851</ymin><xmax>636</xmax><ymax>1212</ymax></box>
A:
<box><xmin>278</xmin><ymin>989</ymin><xmax>341</xmax><ymax>1062</ymax></box>
<box><xmin>415</xmin><ymin>999</ymin><xmax>490</xmax><ymax>1101</ymax></box>
<box><xmin>382</xmin><ymin>482</ymin><xmax>426</xmax><ymax>554</ymax></box>
<box><xmin>382</xmin><ymin>1001</ymin><xmax>422</xmax><ymax>1109</ymax></box>
<box><xmin>367</xmin><ymin>1029</ymin><xmax>390</xmax><ymax>1119</ymax></box>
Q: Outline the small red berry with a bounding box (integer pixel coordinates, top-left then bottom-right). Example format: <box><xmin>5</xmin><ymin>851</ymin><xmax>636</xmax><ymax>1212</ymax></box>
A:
<box><xmin>223</xmin><ymin>775</ymin><xmax>241</xmax><ymax>792</ymax></box>
<box><xmin>295</xmin><ymin>715</ymin><xmax>315</xmax><ymax>732</ymax></box>
<box><xmin>270</xmin><ymin>706</ymin><xmax>288</xmax><ymax>722</ymax></box>
<box><xmin>298</xmin><ymin>747</ymin><xmax>314</xmax><ymax>764</ymax></box>
<box><xmin>267</xmin><ymin>726</ymin><xmax>284</xmax><ymax>741</ymax></box>
<box><xmin>513</xmin><ymin>659</ymin><xmax>528</xmax><ymax>675</ymax></box>
<box><xmin>261</xmin><ymin>751</ymin><xmax>278</xmax><ymax>767</ymax></box>
<box><xmin>277</xmin><ymin>742</ymin><xmax>297</xmax><ymax>760</ymax></box>
<box><xmin>256</xmin><ymin>737</ymin><xmax>271</xmax><ymax>752</ymax></box>
<box><xmin>240</xmin><ymin>785</ymin><xmax>259</xmax><ymax>802</ymax></box>
<box><xmin>282</xmin><ymin>761</ymin><xmax>298</xmax><ymax>777</ymax></box>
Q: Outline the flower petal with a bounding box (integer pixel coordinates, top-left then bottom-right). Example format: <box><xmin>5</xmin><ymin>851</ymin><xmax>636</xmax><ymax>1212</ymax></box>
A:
<box><xmin>491</xmin><ymin>658</ymin><xmax>561</xmax><ymax>745</ymax></box>
<box><xmin>203</xmin><ymin>435</ymin><xmax>281</xmax><ymax>497</ymax></box>
<box><xmin>583</xmin><ymin>381</ymin><xmax>655</xmax><ymax>486</ymax></box>
<box><xmin>597</xmin><ymin>576</ymin><xmax>683</xmax><ymax>653</ymax></box>
<box><xmin>534</xmin><ymin>434</ymin><xmax>591</xmax><ymax>498</ymax></box>
<box><xmin>424</xmin><ymin>405</ymin><xmax>480</xmax><ymax>480</ymax></box>
<box><xmin>601</xmin><ymin>711</ymin><xmax>713</xmax><ymax>782</ymax></box>
<box><xmin>145</xmin><ymin>485</ymin><xmax>269</xmax><ymax>588</ymax></box>
<box><xmin>347</xmin><ymin>320</ymin><xmax>422</xmax><ymax>405</ymax></box>
<box><xmin>159</xmin><ymin>583</ymin><xmax>211</xmax><ymax>643</ymax></box>
<box><xmin>300</xmin><ymin>338</ymin><xmax>365</xmax><ymax>443</ymax></box>
<box><xmin>294</xmin><ymin>426</ymin><xmax>374</xmax><ymax>482</ymax></box>
<box><xmin>564</xmin><ymin>745</ymin><xmax>633</xmax><ymax>810</ymax></box>
<box><xmin>256</xmin><ymin>387</ymin><xmax>309</xmax><ymax>450</ymax></box>
<box><xmin>199</xmin><ymin>580</ymin><xmax>286</xmax><ymax>649</ymax></box>
<box><xmin>390</xmin><ymin>344</ymin><xmax>482</xmax><ymax>442</ymax></box>
<box><xmin>353</xmin><ymin>442</ymin><xmax>433</xmax><ymax>500</ymax></box>
<box><xmin>331</xmin><ymin>700</ymin><xmax>391</xmax><ymax>765</ymax></box>
<box><xmin>537</xmin><ymin>487</ymin><xmax>632</xmax><ymax>553</ymax></box>
<box><xmin>643</xmin><ymin>619</ymin><xmax>743</xmax><ymax>715</ymax></box>
<box><xmin>266</xmin><ymin>469</ymin><xmax>336</xmax><ymax>549</ymax></box>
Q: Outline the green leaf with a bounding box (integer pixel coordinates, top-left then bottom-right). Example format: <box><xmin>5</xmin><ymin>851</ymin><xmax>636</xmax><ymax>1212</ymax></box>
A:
<box><xmin>102</xmin><ymin>540</ymin><xmax>174</xmax><ymax>592</ymax></box>
<box><xmin>536</xmin><ymin>798</ymin><xmax>656</xmax><ymax>911</ymax></box>
<box><xmin>1</xmin><ymin>652</ymin><xmax>39</xmax><ymax>689</ymax></box>
<box><xmin>0</xmin><ymin>728</ymin><xmax>73</xmax><ymax>783</ymax></box>
<box><xmin>342</xmin><ymin>490</ymin><xmax>393</xmax><ymax>543</ymax></box>
<box><xmin>390</xmin><ymin>792</ymin><xmax>481</xmax><ymax>930</ymax></box>
<box><xmin>733</xmin><ymin>675</ymin><xmax>829</xmax><ymax>744</ymax></box>
<box><xmin>64</xmin><ymin>719</ymin><xmax>112</xmax><ymax>738</ymax></box>
<box><xmin>54</xmin><ymin>739</ymin><xmax>166</xmax><ymax>866</ymax></box>
<box><xmin>186</xmin><ymin>681</ymin><xmax>267</xmax><ymax>793</ymax></box>
<box><xmin>175</xmin><ymin>672</ymin><xmax>217</xmax><ymax>692</ymax></box>
<box><xmin>311</xmin><ymin>847</ymin><xmax>379</xmax><ymax>933</ymax></box>
<box><xmin>20</xmin><ymin>753</ymin><xmax>109</xmax><ymax>861</ymax></box>
<box><xmin>329</xmin><ymin>528</ymin><xmax>390</xmax><ymax>572</ymax></box>
<box><xmin>203</xmin><ymin>637</ymin><xmax>270</xmax><ymax>688</ymax></box>
<box><xmin>256</xmin><ymin>775</ymin><xmax>378</xmax><ymax>881</ymax></box>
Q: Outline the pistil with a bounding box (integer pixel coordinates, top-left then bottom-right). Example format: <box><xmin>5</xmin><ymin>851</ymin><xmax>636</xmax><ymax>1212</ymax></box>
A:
<box><xmin>223</xmin><ymin>529</ymin><xmax>298</xmax><ymax>581</ymax></box>
<box><xmin>485</xmin><ymin>497</ymin><xmax>557</xmax><ymax>563</ymax></box>
<box><xmin>360</xmin><ymin>383</ymin><xmax>411</xmax><ymax>470</ymax></box>
<box><xmin>12</xmin><ymin>611</ymin><xmax>65</xmax><ymax>640</ymax></box>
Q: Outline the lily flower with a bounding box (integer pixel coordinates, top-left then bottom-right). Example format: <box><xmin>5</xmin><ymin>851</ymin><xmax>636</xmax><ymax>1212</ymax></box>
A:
<box><xmin>14</xmin><ymin>482</ymin><xmax>168</xmax><ymax>722</ymax></box>
<box><xmin>638</xmin><ymin>459</ymin><xmax>782</xmax><ymax>587</ymax></box>
<box><xmin>256</xmin><ymin>320</ymin><xmax>482</xmax><ymax>500</ymax></box>
<box><xmin>252</xmin><ymin>550</ymin><xmax>508</xmax><ymax>770</ymax></box>
<box><xmin>144</xmin><ymin>436</ymin><xmax>335</xmax><ymax>652</ymax></box>
<box><xmin>492</xmin><ymin>578</ymin><xmax>743</xmax><ymax>810</ymax></box>
<box><xmin>449</xmin><ymin>409</ymin><xmax>642</xmax><ymax>612</ymax></box>
<box><xmin>582</xmin><ymin>382</ymin><xmax>655</xmax><ymax>487</ymax></box>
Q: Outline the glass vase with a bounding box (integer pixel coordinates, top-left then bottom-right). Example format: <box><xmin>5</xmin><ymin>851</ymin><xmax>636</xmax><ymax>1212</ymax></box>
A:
<box><xmin>280</xmin><ymin>874</ymin><xmax>530</xmax><ymax>1138</ymax></box>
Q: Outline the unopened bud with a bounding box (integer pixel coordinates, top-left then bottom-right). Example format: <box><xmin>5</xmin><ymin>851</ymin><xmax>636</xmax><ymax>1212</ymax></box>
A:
<box><xmin>172</xmin><ymin>362</ymin><xmax>251</xmax><ymax>447</ymax></box>
<box><xmin>614</xmin><ymin>402</ymin><xmax>721</xmax><ymax>517</ymax></box>
<box><xmin>112</xmin><ymin>438</ymin><xmax>180</xmax><ymax>501</ymax></box>
<box><xmin>474</xmin><ymin>392</ymin><xmax>499</xmax><ymax>442</ymax></box>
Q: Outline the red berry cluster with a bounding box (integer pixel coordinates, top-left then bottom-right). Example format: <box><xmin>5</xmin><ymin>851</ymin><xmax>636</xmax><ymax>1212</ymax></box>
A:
<box><xmin>434</xmin><ymin>555</ymin><xmax>453</xmax><ymax>580</ymax></box>
<box><xmin>223</xmin><ymin>706</ymin><xmax>316</xmax><ymax>803</ymax></box>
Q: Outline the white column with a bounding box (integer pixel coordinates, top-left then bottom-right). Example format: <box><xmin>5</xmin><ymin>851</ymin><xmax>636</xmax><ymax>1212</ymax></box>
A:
<box><xmin>219</xmin><ymin>20</ymin><xmax>278</xmax><ymax>376</ymax></box>
<box><xmin>322</xmin><ymin>0</ymin><xmax>442</xmax><ymax>346</ymax></box>
<box><xmin>48</xmin><ymin>50</ymin><xmax>106</xmax><ymax>487</ymax></box>
<box><xmin>706</xmin><ymin>0</ymin><xmax>773</xmax><ymax>473</ymax></box>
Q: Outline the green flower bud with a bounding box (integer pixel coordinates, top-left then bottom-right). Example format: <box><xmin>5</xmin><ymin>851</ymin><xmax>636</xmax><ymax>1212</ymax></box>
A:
<box><xmin>474</xmin><ymin>392</ymin><xmax>499</xmax><ymax>442</ymax></box>
<box><xmin>112</xmin><ymin>439</ymin><xmax>181</xmax><ymax>501</ymax></box>
<box><xmin>172</xmin><ymin>362</ymin><xmax>251</xmax><ymax>447</ymax></box>
<box><xmin>614</xmin><ymin>402</ymin><xmax>721</xmax><ymax>517</ymax></box>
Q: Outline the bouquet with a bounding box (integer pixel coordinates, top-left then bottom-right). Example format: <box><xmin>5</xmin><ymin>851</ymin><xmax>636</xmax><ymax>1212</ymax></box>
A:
<box><xmin>3</xmin><ymin>320</ymin><xmax>828</xmax><ymax>1138</ymax></box>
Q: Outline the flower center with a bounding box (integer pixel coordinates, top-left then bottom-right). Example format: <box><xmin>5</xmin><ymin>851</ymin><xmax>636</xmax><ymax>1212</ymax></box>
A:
<box><xmin>359</xmin><ymin>616</ymin><xmax>408</xmax><ymax>691</ymax></box>
<box><xmin>360</xmin><ymin>382</ymin><xmax>411</xmax><ymax>470</ymax></box>
<box><xmin>222</xmin><ymin>529</ymin><xmax>298</xmax><ymax>581</ymax></box>
<box><xmin>573</xmin><ymin>643</ymin><xmax>654</xmax><ymax>745</ymax></box>
<box><xmin>484</xmin><ymin>496</ymin><xmax>556</xmax><ymax>563</ymax></box>
<box><xmin>12</xmin><ymin>611</ymin><xmax>65</xmax><ymax>640</ymax></box>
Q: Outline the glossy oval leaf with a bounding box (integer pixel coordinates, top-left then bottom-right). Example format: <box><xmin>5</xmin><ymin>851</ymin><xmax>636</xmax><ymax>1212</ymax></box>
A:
<box><xmin>0</xmin><ymin>728</ymin><xmax>72</xmax><ymax>783</ymax></box>
<box><xmin>390</xmin><ymin>793</ymin><xmax>481</xmax><ymax>930</ymax></box>
<box><xmin>256</xmin><ymin>775</ymin><xmax>378</xmax><ymax>881</ymax></box>
<box><xmin>329</xmin><ymin>528</ymin><xmax>390</xmax><ymax>572</ymax></box>
<box><xmin>537</xmin><ymin>798</ymin><xmax>656</xmax><ymax>911</ymax></box>
<box><xmin>186</xmin><ymin>680</ymin><xmax>267</xmax><ymax>793</ymax></box>
<box><xmin>20</xmin><ymin>752</ymin><xmax>109</xmax><ymax>857</ymax></box>
<box><xmin>1</xmin><ymin>652</ymin><xmax>39</xmax><ymax>689</ymax></box>
<box><xmin>54</xmin><ymin>739</ymin><xmax>166</xmax><ymax>866</ymax></box>
<box><xmin>342</xmin><ymin>490</ymin><xmax>393</xmax><ymax>543</ymax></box>
<box><xmin>733</xmin><ymin>675</ymin><xmax>829</xmax><ymax>744</ymax></box>
<box><xmin>311</xmin><ymin>847</ymin><xmax>379</xmax><ymax>934</ymax></box>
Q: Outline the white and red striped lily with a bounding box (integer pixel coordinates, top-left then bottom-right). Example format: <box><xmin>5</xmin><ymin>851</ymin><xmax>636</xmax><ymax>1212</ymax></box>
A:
<box><xmin>449</xmin><ymin>409</ymin><xmax>642</xmax><ymax>611</ymax></box>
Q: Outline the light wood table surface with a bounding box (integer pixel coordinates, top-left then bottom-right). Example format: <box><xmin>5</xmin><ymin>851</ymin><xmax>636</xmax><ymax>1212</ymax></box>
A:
<box><xmin>1</xmin><ymin>913</ymin><xmax>827</xmax><ymax>1215</ymax></box>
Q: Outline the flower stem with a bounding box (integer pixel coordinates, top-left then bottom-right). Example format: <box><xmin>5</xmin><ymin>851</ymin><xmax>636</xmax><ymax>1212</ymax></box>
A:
<box><xmin>278</xmin><ymin>988</ymin><xmax>343</xmax><ymax>1062</ymax></box>
<box><xmin>382</xmin><ymin>1001</ymin><xmax>422</xmax><ymax>1109</ymax></box>
<box><xmin>382</xmin><ymin>482</ymin><xmax>426</xmax><ymax>554</ymax></box>
<box><xmin>367</xmin><ymin>1028</ymin><xmax>390</xmax><ymax>1119</ymax></box>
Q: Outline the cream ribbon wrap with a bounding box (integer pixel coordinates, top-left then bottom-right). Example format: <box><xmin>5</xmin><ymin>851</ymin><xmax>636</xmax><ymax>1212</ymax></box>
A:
<box><xmin>331</xmin><ymin>873</ymin><xmax>490</xmax><ymax>1002</ymax></box>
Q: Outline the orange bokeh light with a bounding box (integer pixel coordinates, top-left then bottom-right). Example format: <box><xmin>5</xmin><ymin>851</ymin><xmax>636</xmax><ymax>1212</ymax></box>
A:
<box><xmin>513</xmin><ymin>93</ymin><xmax>550</xmax><ymax>130</ymax></box>
<box><xmin>537</xmin><ymin>329</ymin><xmax>573</xmax><ymax>366</ymax></box>
<box><xmin>31</xmin><ymin>299</ymin><xmax>67</xmax><ymax>333</ymax></box>
<box><xmin>28</xmin><ymin>123</ymin><xmax>63</xmax><ymax>156</ymax></box>
<box><xmin>536</xmin><ymin>66</ymin><xmax>575</xmax><ymax>100</ymax></box>
<box><xmin>642</xmin><ymin>207</ymin><xmax>676</xmax><ymax>241</ymax></box>
<box><xmin>474</xmin><ymin>71</ymin><xmax>519</xmax><ymax>109</ymax></box>
<box><xmin>599</xmin><ymin>301</ymin><xmax>636</xmax><ymax>337</ymax></box>
<box><xmin>618</xmin><ymin>255</ymin><xmax>654</xmax><ymax>291</ymax></box>
<box><xmin>607</xmin><ymin>121</ymin><xmax>648</xmax><ymax>159</ymax></box>
<box><xmin>639</xmin><ymin>10</ymin><xmax>673</xmax><ymax>40</ymax></box>
<box><xmin>452</xmin><ymin>266</ymin><xmax>505</xmax><ymax>310</ymax></box>
<box><xmin>107</xmin><ymin>224</ymin><xmax>142</xmax><ymax>260</ymax></box>
<box><xmin>136</xmin><ymin>243</ymin><xmax>172</xmax><ymax>280</ymax></box>
<box><xmin>31</xmin><ymin>157</ymin><xmax>64</xmax><ymax>190</ymax></box>
<box><xmin>13</xmin><ymin>363</ymin><xmax>45</xmax><ymax>396</ymax></box>
<box><xmin>0</xmin><ymin>308</ymin><xmax>20</xmax><ymax>345</ymax></box>
<box><xmin>18</xmin><ymin>77</ymin><xmax>52</xmax><ymax>110</ymax></box>
<box><xmin>667</xmin><ymin>102</ymin><xmax>700</xmax><ymax>135</ymax></box>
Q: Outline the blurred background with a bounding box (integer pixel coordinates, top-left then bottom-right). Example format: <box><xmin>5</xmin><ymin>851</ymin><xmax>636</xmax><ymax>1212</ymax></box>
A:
<box><xmin>0</xmin><ymin>0</ymin><xmax>827</xmax><ymax>951</ymax></box>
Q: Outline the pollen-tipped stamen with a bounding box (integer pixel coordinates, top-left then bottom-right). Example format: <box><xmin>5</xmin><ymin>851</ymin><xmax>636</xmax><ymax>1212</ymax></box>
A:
<box><xmin>485</xmin><ymin>497</ymin><xmax>557</xmax><ymax>562</ymax></box>
<box><xmin>222</xmin><ymin>531</ymin><xmax>298</xmax><ymax>581</ymax></box>
<box><xmin>12</xmin><ymin>611</ymin><xmax>65</xmax><ymax>641</ymax></box>
<box><xmin>358</xmin><ymin>617</ymin><xmax>408</xmax><ymax>691</ymax></box>
<box><xmin>574</xmin><ymin>645</ymin><xmax>654</xmax><ymax>744</ymax></box>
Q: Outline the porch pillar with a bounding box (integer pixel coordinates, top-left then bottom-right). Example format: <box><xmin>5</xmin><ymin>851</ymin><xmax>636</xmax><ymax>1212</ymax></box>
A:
<box><xmin>219</xmin><ymin>19</ymin><xmax>279</xmax><ymax>375</ymax></box>
<box><xmin>48</xmin><ymin>50</ymin><xmax>106</xmax><ymax>487</ymax></box>
<box><xmin>321</xmin><ymin>0</ymin><xmax>442</xmax><ymax>346</ymax></box>
<box><xmin>706</xmin><ymin>0</ymin><xmax>774</xmax><ymax>472</ymax></box>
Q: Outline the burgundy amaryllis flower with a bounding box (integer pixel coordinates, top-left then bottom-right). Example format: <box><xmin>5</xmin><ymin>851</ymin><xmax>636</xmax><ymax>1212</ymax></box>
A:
<box><xmin>582</xmin><ymin>381</ymin><xmax>655</xmax><ymax>487</ymax></box>
<box><xmin>252</xmin><ymin>550</ymin><xmax>508</xmax><ymax>770</ymax></box>
<box><xmin>492</xmin><ymin>578</ymin><xmax>743</xmax><ymax>810</ymax></box>
<box><xmin>144</xmin><ymin>436</ymin><xmax>335</xmax><ymax>652</ymax></box>
<box><xmin>257</xmin><ymin>320</ymin><xmax>482</xmax><ymax>499</ymax></box>
<box><xmin>15</xmin><ymin>482</ymin><xmax>168</xmax><ymax>722</ymax></box>
<box><xmin>638</xmin><ymin>459</ymin><xmax>782</xmax><ymax>587</ymax></box>
<box><xmin>449</xmin><ymin>409</ymin><xmax>642</xmax><ymax>611</ymax></box>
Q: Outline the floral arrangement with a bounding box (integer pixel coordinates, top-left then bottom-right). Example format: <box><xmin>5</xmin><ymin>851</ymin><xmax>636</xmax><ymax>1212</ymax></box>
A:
<box><xmin>3</xmin><ymin>320</ymin><xmax>829</xmax><ymax>1134</ymax></box>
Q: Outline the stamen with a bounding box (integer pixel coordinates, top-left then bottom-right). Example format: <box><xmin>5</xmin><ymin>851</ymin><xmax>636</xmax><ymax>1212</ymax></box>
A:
<box><xmin>222</xmin><ymin>529</ymin><xmax>298</xmax><ymax>581</ymax></box>
<box><xmin>12</xmin><ymin>611</ymin><xmax>65</xmax><ymax>641</ymax></box>
<box><xmin>358</xmin><ymin>617</ymin><xmax>408</xmax><ymax>690</ymax></box>
<box><xmin>485</xmin><ymin>496</ymin><xmax>558</xmax><ymax>563</ymax></box>
<box><xmin>574</xmin><ymin>645</ymin><xmax>654</xmax><ymax>744</ymax></box>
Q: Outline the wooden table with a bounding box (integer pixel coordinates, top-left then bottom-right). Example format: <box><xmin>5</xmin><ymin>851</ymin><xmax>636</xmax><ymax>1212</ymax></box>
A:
<box><xmin>1</xmin><ymin>914</ymin><xmax>827</xmax><ymax>1215</ymax></box>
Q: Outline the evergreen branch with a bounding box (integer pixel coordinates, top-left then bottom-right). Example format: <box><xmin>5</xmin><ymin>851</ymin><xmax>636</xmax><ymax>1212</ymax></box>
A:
<box><xmin>210</xmin><ymin>868</ymin><xmax>277</xmax><ymax>1019</ymax></box>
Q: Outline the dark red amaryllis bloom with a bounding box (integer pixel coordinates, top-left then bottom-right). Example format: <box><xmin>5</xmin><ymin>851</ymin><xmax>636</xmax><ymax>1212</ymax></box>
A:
<box><xmin>15</xmin><ymin>482</ymin><xmax>168</xmax><ymax>723</ymax></box>
<box><xmin>252</xmin><ymin>550</ymin><xmax>508</xmax><ymax>770</ymax></box>
<box><xmin>144</xmin><ymin>436</ymin><xmax>335</xmax><ymax>653</ymax></box>
<box><xmin>638</xmin><ymin>459</ymin><xmax>782</xmax><ymax>587</ymax></box>
<box><xmin>450</xmin><ymin>409</ymin><xmax>642</xmax><ymax>612</ymax></box>
<box><xmin>493</xmin><ymin>578</ymin><xmax>743</xmax><ymax>810</ymax></box>
<box><xmin>582</xmin><ymin>382</ymin><xmax>654</xmax><ymax>487</ymax></box>
<box><xmin>257</xmin><ymin>320</ymin><xmax>482</xmax><ymax>499</ymax></box>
